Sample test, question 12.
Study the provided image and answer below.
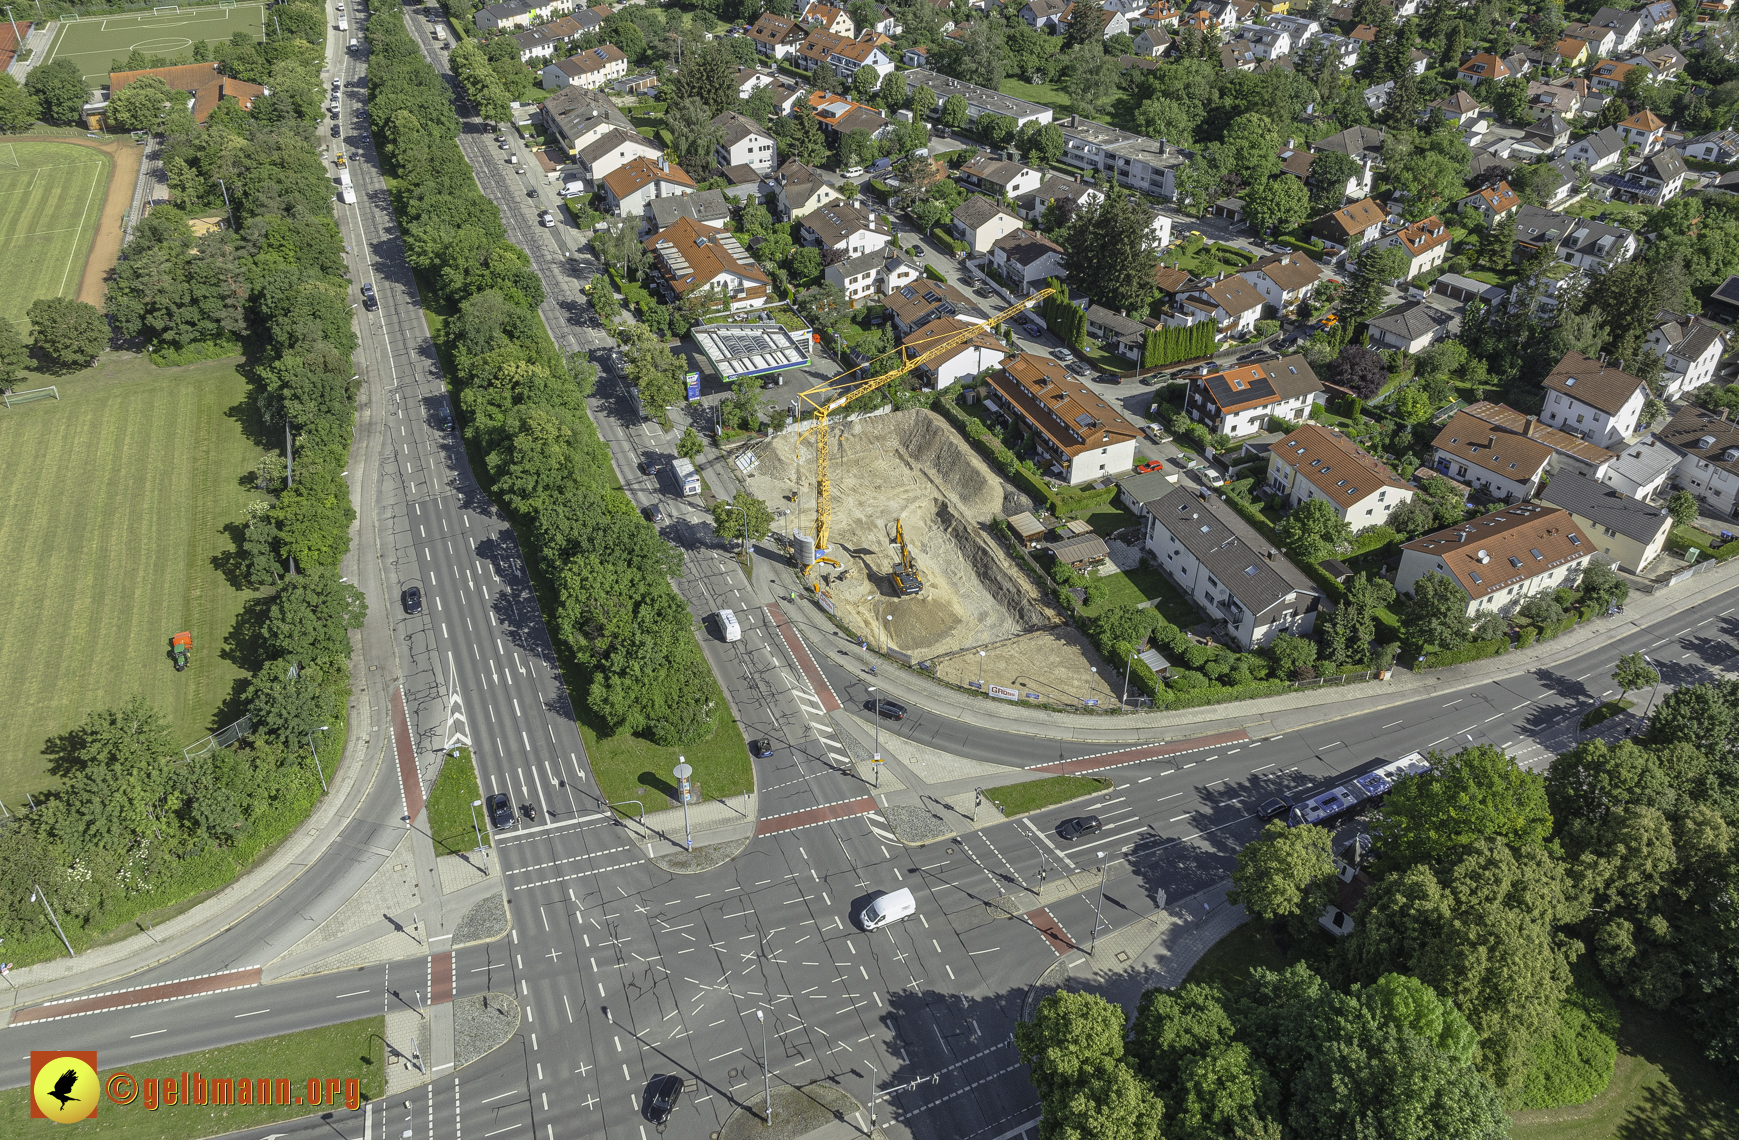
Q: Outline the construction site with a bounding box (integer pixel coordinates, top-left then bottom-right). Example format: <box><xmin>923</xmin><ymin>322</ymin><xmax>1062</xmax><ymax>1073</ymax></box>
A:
<box><xmin>743</xmin><ymin>409</ymin><xmax>1117</xmax><ymax>702</ymax></box>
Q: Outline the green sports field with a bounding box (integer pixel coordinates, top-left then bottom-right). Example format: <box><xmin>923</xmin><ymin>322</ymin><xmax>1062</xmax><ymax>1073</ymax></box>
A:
<box><xmin>0</xmin><ymin>141</ymin><xmax>110</xmax><ymax>333</ymax></box>
<box><xmin>45</xmin><ymin>2</ymin><xmax>266</xmax><ymax>87</ymax></box>
<box><xmin>0</xmin><ymin>353</ymin><xmax>266</xmax><ymax>806</ymax></box>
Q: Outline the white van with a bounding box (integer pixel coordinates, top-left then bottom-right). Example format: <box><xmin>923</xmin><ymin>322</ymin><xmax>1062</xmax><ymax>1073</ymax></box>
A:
<box><xmin>716</xmin><ymin>608</ymin><xmax>741</xmax><ymax>643</ymax></box>
<box><xmin>859</xmin><ymin>888</ymin><xmax>914</xmax><ymax>930</ymax></box>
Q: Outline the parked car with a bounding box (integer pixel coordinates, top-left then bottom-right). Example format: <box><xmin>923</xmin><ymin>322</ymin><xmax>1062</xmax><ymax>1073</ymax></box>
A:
<box><xmin>487</xmin><ymin>793</ymin><xmax>514</xmax><ymax>829</ymax></box>
<box><xmin>1058</xmin><ymin>815</ymin><xmax>1102</xmax><ymax>841</ymax></box>
<box><xmin>402</xmin><ymin>585</ymin><xmax>422</xmax><ymax>614</ymax></box>
<box><xmin>750</xmin><ymin>739</ymin><xmax>775</xmax><ymax>758</ymax></box>
<box><xmin>1051</xmin><ymin>348</ymin><xmax>1074</xmax><ymax>363</ymax></box>
<box><xmin>1065</xmin><ymin>361</ymin><xmax>1090</xmax><ymax>376</ymax></box>
<box><xmin>867</xmin><ymin>698</ymin><xmax>907</xmax><ymax>721</ymax></box>
<box><xmin>528</xmin><ymin>188</ymin><xmax>539</xmax><ymax>198</ymax></box>
<box><xmin>331</xmin><ymin>124</ymin><xmax>341</xmax><ymax>137</ymax></box>
<box><xmin>1135</xmin><ymin>460</ymin><xmax>1166</xmax><ymax>474</ymax></box>
<box><xmin>1021</xmin><ymin>318</ymin><xmax>1043</xmax><ymax>336</ymax></box>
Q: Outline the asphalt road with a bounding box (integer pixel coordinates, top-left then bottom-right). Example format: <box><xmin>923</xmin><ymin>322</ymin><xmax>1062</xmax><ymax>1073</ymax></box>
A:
<box><xmin>8</xmin><ymin>12</ymin><xmax>1738</xmax><ymax>1140</ymax></box>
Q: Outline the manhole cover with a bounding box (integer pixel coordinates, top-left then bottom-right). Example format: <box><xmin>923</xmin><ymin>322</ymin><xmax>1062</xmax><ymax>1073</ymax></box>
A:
<box><xmin>1115</xmin><ymin>950</ymin><xmax>1129</xmax><ymax>962</ymax></box>
<box><xmin>728</xmin><ymin>1068</ymin><xmax>740</xmax><ymax>1080</ymax></box>
<box><xmin>947</xmin><ymin>847</ymin><xmax>954</xmax><ymax>854</ymax></box>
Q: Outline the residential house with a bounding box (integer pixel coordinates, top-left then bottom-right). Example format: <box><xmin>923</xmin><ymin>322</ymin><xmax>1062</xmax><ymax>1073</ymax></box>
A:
<box><xmin>1306</xmin><ymin>32</ymin><xmax>1362</xmax><ymax>69</ymax></box>
<box><xmin>712</xmin><ymin>166</ymin><xmax>765</xmax><ymax>205</ymax></box>
<box><xmin>901</xmin><ymin>44</ymin><xmax>930</xmax><ymax>66</ymax></box>
<box><xmin>1057</xmin><ymin>2</ymin><xmax>1131</xmax><ymax>38</ymax></box>
<box><xmin>1014</xmin><ymin>174</ymin><xmax>1104</xmax><ymax>223</ymax></box>
<box><xmin>1432</xmin><ymin>90</ymin><xmax>1481</xmax><ymax>125</ymax></box>
<box><xmin>772</xmin><ymin>160</ymin><xmax>840</xmax><ymax>220</ymax></box>
<box><xmin>1131</xmin><ymin>0</ymin><xmax>1184</xmax><ymax>26</ymax></box>
<box><xmin>1565</xmin><ymin>21</ymin><xmax>1618</xmax><ymax>58</ymax></box>
<box><xmin>1646</xmin><ymin>315</ymin><xmax>1729</xmax><ymax>400</ymax></box>
<box><xmin>540</xmin><ymin>44</ymin><xmax>628</xmax><ymax>90</ymax></box>
<box><xmin>1083</xmin><ymin>306</ymin><xmax>1147</xmax><ymax>361</ymax></box>
<box><xmin>1184</xmin><ymin>355</ymin><xmax>1321</xmax><ymax>437</ymax></box>
<box><xmin>1383</xmin><ymin>216</ymin><xmax>1452</xmax><ymax>280</ymax></box>
<box><xmin>646</xmin><ymin>189</ymin><xmax>732</xmax><ymax>235</ymax></box>
<box><xmin>1460</xmin><ymin>400</ymin><xmax>1616</xmax><ymax>480</ymax></box>
<box><xmin>1232</xmin><ymin>22</ymin><xmax>1290</xmax><ymax>56</ymax></box>
<box><xmin>824</xmin><ymin>35</ymin><xmax>896</xmax><ymax>86</ymax></box>
<box><xmin>951</xmin><ymin>196</ymin><xmax>1024</xmax><ymax>253</ymax></box>
<box><xmin>1541</xmin><ymin>352</ymin><xmax>1648</xmax><ymax>448</ymax></box>
<box><xmin>104</xmin><ymin>62</ymin><xmax>264</xmax><ymax>125</ymax></box>
<box><xmin>1589</xmin><ymin>57</ymin><xmax>1640</xmax><ymax>90</ymax></box>
<box><xmin>1640</xmin><ymin>0</ymin><xmax>1680</xmax><ymax>30</ymax></box>
<box><xmin>861</xmin><ymin>4</ymin><xmax>901</xmax><ymax>35</ymax></box>
<box><xmin>1395</xmin><ymin>504</ymin><xmax>1594</xmax><ymax>618</ymax></box>
<box><xmin>1132</xmin><ymin>26</ymin><xmax>1172</xmax><ymax>55</ymax></box>
<box><xmin>796</xmin><ymin>202</ymin><xmax>892</xmax><ymax>258</ymax></box>
<box><xmin>1433</xmin><ymin>272</ymin><xmax>1509</xmax><ymax>306</ymax></box>
<box><xmin>474</xmin><ymin>0</ymin><xmax>577</xmax><ymax>32</ymax></box>
<box><xmin>600</xmin><ymin>156</ymin><xmax>694</xmax><ymax>217</ymax></box>
<box><xmin>1633</xmin><ymin>43</ymin><xmax>1687</xmax><ymax>79</ymax></box>
<box><xmin>794</xmin><ymin>29</ymin><xmax>852</xmax><ymax>71</ymax></box>
<box><xmin>1564</xmin><ymin>124</ymin><xmax>1626</xmax><ymax>172</ymax></box>
<box><xmin>1314</xmin><ymin>197</ymin><xmax>1388</xmax><ymax>251</ymax></box>
<box><xmin>990</xmin><ymin>228</ymin><xmax>1067</xmax><ymax>296</ymax></box>
<box><xmin>1681</xmin><ymin>129</ymin><xmax>1739</xmax><ymax>163</ymax></box>
<box><xmin>643</xmin><ymin>217</ymin><xmax>772</xmax><ymax>311</ymax></box>
<box><xmin>807</xmin><ymin>92</ymin><xmax>890</xmax><ymax>143</ymax></box>
<box><xmin>1432</xmin><ymin>410</ymin><xmax>1555</xmax><ymax>500</ymax></box>
<box><xmin>983</xmin><ymin>354</ymin><xmax>1142</xmax><ymax>485</ymax></box>
<box><xmin>824</xmin><ymin>250</ymin><xmax>919</xmax><ymax>302</ymax></box>
<box><xmin>1238</xmin><ymin>251</ymin><xmax>1325</xmax><ymax>316</ymax></box>
<box><xmin>1058</xmin><ymin>115</ymin><xmax>1186</xmax><ymax>201</ymax></box>
<box><xmin>1523</xmin><ymin>113</ymin><xmax>1573</xmax><ymax>154</ymax></box>
<box><xmin>1511</xmin><ymin>206</ymin><xmax>1638</xmax><ymax>272</ymax></box>
<box><xmin>1367</xmin><ymin>299</ymin><xmax>1458</xmax><ymax>353</ymax></box>
<box><xmin>900</xmin><ymin>316</ymin><xmax>1010</xmax><ymax>387</ymax></box>
<box><xmin>1459</xmin><ymin>181</ymin><xmax>1522</xmax><ymax>224</ymax></box>
<box><xmin>1165</xmin><ymin>275</ymin><xmax>1266</xmax><ymax>340</ymax></box>
<box><xmin>1660</xmin><ymin>406</ymin><xmax>1739</xmax><ymax>517</ymax></box>
<box><xmin>800</xmin><ymin>1</ymin><xmax>855</xmax><ymax>36</ymax></box>
<box><xmin>1528</xmin><ymin>80</ymin><xmax>1586</xmax><ymax>119</ymax></box>
<box><xmin>1588</xmin><ymin>6</ymin><xmax>1646</xmax><ymax>51</ymax></box>
<box><xmin>1458</xmin><ymin>52</ymin><xmax>1511</xmax><ymax>86</ymax></box>
<box><xmin>729</xmin><ymin>66</ymin><xmax>776</xmax><ymax>101</ymax></box>
<box><xmin>1141</xmin><ymin>488</ymin><xmax>1321</xmax><ymax>650</ymax></box>
<box><xmin>1555</xmin><ymin>36</ymin><xmax>1592</xmax><ymax>68</ymax></box>
<box><xmin>1602</xmin><ymin>436</ymin><xmax>1679</xmax><ymax>499</ymax></box>
<box><xmin>509</xmin><ymin>26</ymin><xmax>564</xmax><ymax>61</ymax></box>
<box><xmin>958</xmin><ymin>155</ymin><xmax>1043</xmax><ymax>198</ymax></box>
<box><xmin>540</xmin><ymin>84</ymin><xmax>633</xmax><ymax>159</ymax></box>
<box><xmin>884</xmin><ymin>280</ymin><xmax>986</xmax><ymax>337</ymax></box>
<box><xmin>1265</xmin><ymin>422</ymin><xmax>1415</xmax><ymax>526</ymax></box>
<box><xmin>1539</xmin><ymin>477</ymin><xmax>1672</xmax><ymax>573</ymax></box>
<box><xmin>713</xmin><ymin>111</ymin><xmax>777</xmax><ymax>175</ymax></box>
<box><xmin>572</xmin><ymin>127</ymin><xmax>663</xmax><ymax>189</ymax></box>
<box><xmin>1618</xmin><ymin>108</ymin><xmax>1667</xmax><ymax>154</ymax></box>
<box><xmin>1019</xmin><ymin>0</ymin><xmax>1070</xmax><ymax>30</ymax></box>
<box><xmin>1708</xmin><ymin>274</ymin><xmax>1739</xmax><ymax>322</ymax></box>
<box><xmin>1603</xmin><ymin>149</ymin><xmax>1689</xmax><ymax>205</ymax></box>
<box><xmin>903</xmin><ymin>69</ymin><xmax>1054</xmax><ymax>128</ymax></box>
<box><xmin>1265</xmin><ymin>12</ymin><xmax>1320</xmax><ymax>41</ymax></box>
<box><xmin>1312</xmin><ymin>125</ymin><xmax>1384</xmax><ymax>165</ymax></box>
<box><xmin>749</xmin><ymin>12</ymin><xmax>807</xmax><ymax>58</ymax></box>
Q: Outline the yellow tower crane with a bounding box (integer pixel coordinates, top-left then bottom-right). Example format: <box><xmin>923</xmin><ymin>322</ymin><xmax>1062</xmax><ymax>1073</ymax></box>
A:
<box><xmin>791</xmin><ymin>289</ymin><xmax>1054</xmax><ymax>574</ymax></box>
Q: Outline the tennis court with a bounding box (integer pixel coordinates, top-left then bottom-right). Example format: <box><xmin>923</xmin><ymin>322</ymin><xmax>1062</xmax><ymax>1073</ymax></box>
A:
<box><xmin>45</xmin><ymin>2</ymin><xmax>267</xmax><ymax>88</ymax></box>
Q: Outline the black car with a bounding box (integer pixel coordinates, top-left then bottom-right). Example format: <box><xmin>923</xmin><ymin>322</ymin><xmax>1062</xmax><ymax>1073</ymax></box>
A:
<box><xmin>1058</xmin><ymin>815</ymin><xmax>1102</xmax><ymax>841</ymax></box>
<box><xmin>331</xmin><ymin>124</ymin><xmax>342</xmax><ymax>137</ymax></box>
<box><xmin>646</xmin><ymin>1074</ymin><xmax>682</xmax><ymax>1124</ymax></box>
<box><xmin>402</xmin><ymin>585</ymin><xmax>422</xmax><ymax>614</ymax></box>
<box><xmin>867</xmin><ymin>698</ymin><xmax>907</xmax><ymax>721</ymax></box>
<box><xmin>486</xmin><ymin>793</ymin><xmax>513</xmax><ymax>829</ymax></box>
<box><xmin>750</xmin><ymin>739</ymin><xmax>774</xmax><ymax>758</ymax></box>
<box><xmin>436</xmin><ymin>407</ymin><xmax>454</xmax><ymax>431</ymax></box>
<box><xmin>528</xmin><ymin>188</ymin><xmax>539</xmax><ymax>197</ymax></box>
<box><xmin>361</xmin><ymin>282</ymin><xmax>378</xmax><ymax>311</ymax></box>
<box><xmin>639</xmin><ymin>459</ymin><xmax>658</xmax><ymax>475</ymax></box>
<box><xmin>1257</xmin><ymin>796</ymin><xmax>1292</xmax><ymax>823</ymax></box>
<box><xmin>643</xmin><ymin>503</ymin><xmax>666</xmax><ymax>524</ymax></box>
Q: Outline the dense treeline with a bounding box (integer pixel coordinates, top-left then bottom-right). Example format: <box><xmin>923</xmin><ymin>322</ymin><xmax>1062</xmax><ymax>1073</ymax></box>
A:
<box><xmin>367</xmin><ymin>0</ymin><xmax>722</xmax><ymax>748</ymax></box>
<box><xmin>1019</xmin><ymin>679</ymin><xmax>1739</xmax><ymax>1138</ymax></box>
<box><xmin>0</xmin><ymin>0</ymin><xmax>366</xmax><ymax>962</ymax></box>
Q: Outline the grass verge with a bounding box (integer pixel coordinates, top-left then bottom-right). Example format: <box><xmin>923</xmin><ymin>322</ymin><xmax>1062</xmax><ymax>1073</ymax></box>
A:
<box><xmin>1580</xmin><ymin>699</ymin><xmax>1635</xmax><ymax>731</ymax></box>
<box><xmin>0</xmin><ymin>352</ymin><xmax>266</xmax><ymax>805</ymax></box>
<box><xmin>983</xmin><ymin>774</ymin><xmax>1109</xmax><ymax>817</ymax></box>
<box><xmin>427</xmin><ymin>746</ymin><xmax>489</xmax><ymax>856</ymax></box>
<box><xmin>0</xmin><ymin>1014</ymin><xmax>384</xmax><ymax>1139</ymax></box>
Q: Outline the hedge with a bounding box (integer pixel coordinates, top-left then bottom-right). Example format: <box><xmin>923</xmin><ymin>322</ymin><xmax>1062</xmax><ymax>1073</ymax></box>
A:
<box><xmin>1418</xmin><ymin>637</ymin><xmax>1509</xmax><ymax>669</ymax></box>
<box><xmin>931</xmin><ymin>226</ymin><xmax>968</xmax><ymax>253</ymax></box>
<box><xmin>1517</xmin><ymin>626</ymin><xmax>1538</xmax><ymax>650</ymax></box>
<box><xmin>923</xmin><ymin>263</ymin><xmax>947</xmax><ymax>282</ymax></box>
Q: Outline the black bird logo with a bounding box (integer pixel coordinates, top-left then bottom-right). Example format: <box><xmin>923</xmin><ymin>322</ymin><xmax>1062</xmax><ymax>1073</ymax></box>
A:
<box><xmin>47</xmin><ymin>1068</ymin><xmax>80</xmax><ymax>1109</ymax></box>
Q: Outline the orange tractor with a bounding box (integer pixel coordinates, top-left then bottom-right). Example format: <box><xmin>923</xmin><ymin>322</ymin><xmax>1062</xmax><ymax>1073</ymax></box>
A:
<box><xmin>171</xmin><ymin>631</ymin><xmax>192</xmax><ymax>672</ymax></box>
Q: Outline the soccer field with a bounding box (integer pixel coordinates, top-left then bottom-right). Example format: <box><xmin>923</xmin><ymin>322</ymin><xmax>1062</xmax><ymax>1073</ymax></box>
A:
<box><xmin>0</xmin><ymin>141</ymin><xmax>111</xmax><ymax>333</ymax></box>
<box><xmin>46</xmin><ymin>2</ymin><xmax>267</xmax><ymax>87</ymax></box>
<box><xmin>0</xmin><ymin>354</ymin><xmax>266</xmax><ymax>805</ymax></box>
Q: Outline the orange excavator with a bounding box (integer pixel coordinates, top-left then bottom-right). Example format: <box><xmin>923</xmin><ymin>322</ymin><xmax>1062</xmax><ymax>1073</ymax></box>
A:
<box><xmin>171</xmin><ymin>631</ymin><xmax>191</xmax><ymax>672</ymax></box>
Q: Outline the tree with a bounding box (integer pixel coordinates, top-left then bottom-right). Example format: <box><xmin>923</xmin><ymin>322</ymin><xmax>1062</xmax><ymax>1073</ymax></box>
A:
<box><xmin>879</xmin><ymin>69</ymin><xmax>907</xmax><ymax>110</ymax></box>
<box><xmin>711</xmin><ymin>491</ymin><xmax>774</xmax><ymax>543</ymax></box>
<box><xmin>909</xmin><ymin>82</ymin><xmax>937</xmax><ymax>120</ymax></box>
<box><xmin>245</xmin><ymin>655</ymin><xmax>341</xmax><ymax>745</ymax></box>
<box><xmin>1392</xmin><ymin>384</ymin><xmax>1433</xmax><ymax>424</ymax></box>
<box><xmin>0</xmin><ymin>318</ymin><xmax>29</xmax><ymax>384</ymax></box>
<box><xmin>1397</xmin><ymin>570</ymin><xmax>1473</xmax><ymax>651</ymax></box>
<box><xmin>1317</xmin><ymin>570</ymin><xmax>1395</xmax><ymax>669</ymax></box>
<box><xmin>1015</xmin><ymin>991</ymin><xmax>1164</xmax><ymax>1140</ymax></box>
<box><xmin>1576</xmin><ymin>558</ymin><xmax>1629</xmax><ymax>612</ymax></box>
<box><xmin>668</xmin><ymin>95</ymin><xmax>724</xmax><ymax>176</ymax></box>
<box><xmin>1415</xmin><ymin>473</ymin><xmax>1466</xmax><ymax>527</ymax></box>
<box><xmin>1386</xmin><ymin>495</ymin><xmax>1435</xmax><ymax>538</ymax></box>
<box><xmin>1268</xmin><ymin>631</ymin><xmax>1317</xmax><ymax>680</ymax></box>
<box><xmin>622</xmin><ymin>324</ymin><xmax>689</xmax><ymax>423</ymax></box>
<box><xmin>1023</xmin><ymin>121</ymin><xmax>1065</xmax><ymax>166</ymax></box>
<box><xmin>1060</xmin><ymin>184</ymin><xmax>1159</xmax><ymax>313</ymax></box>
<box><xmin>1666</xmin><ymin>489</ymin><xmax>1698</xmax><ymax>526</ymax></box>
<box><xmin>1242</xmin><ymin>174</ymin><xmax>1310</xmax><ymax>235</ymax></box>
<box><xmin>25</xmin><ymin>58</ymin><xmax>88</xmax><ymax>125</ymax></box>
<box><xmin>1344</xmin><ymin>244</ymin><xmax>1409</xmax><ymax>320</ymax></box>
<box><xmin>263</xmin><ymin>570</ymin><xmax>368</xmax><ymax>665</ymax></box>
<box><xmin>1360</xmin><ymin>973</ymin><xmax>1478</xmax><ymax>1066</ymax></box>
<box><xmin>105</xmin><ymin>73</ymin><xmax>173</xmax><ymax>131</ymax></box>
<box><xmin>1229</xmin><ymin>820</ymin><xmax>1337</xmax><ymax>923</ymax></box>
<box><xmin>0</xmin><ymin>73</ymin><xmax>40</xmax><ymax>132</ymax></box>
<box><xmin>1375</xmin><ymin>744</ymin><xmax>1553</xmax><ymax>871</ymax></box>
<box><xmin>43</xmin><ymin>695</ymin><xmax>174</xmax><ymax>858</ymax></box>
<box><xmin>1612</xmin><ymin>651</ymin><xmax>1659</xmax><ymax>702</ymax></box>
<box><xmin>939</xmin><ymin>93</ymin><xmax>968</xmax><ymax>128</ymax></box>
<box><xmin>1276</xmin><ymin>497</ymin><xmax>1352</xmax><ymax>563</ymax></box>
<box><xmin>1329</xmin><ymin>343</ymin><xmax>1389</xmax><ymax>400</ymax></box>
<box><xmin>27</xmin><ymin>296</ymin><xmax>109</xmax><ymax>367</ymax></box>
<box><xmin>837</xmin><ymin>126</ymin><xmax>880</xmax><ymax>170</ymax></box>
<box><xmin>677</xmin><ymin>426</ymin><xmax>704</xmax><ymax>460</ymax></box>
<box><xmin>1064</xmin><ymin>42</ymin><xmax>1120</xmax><ymax>119</ymax></box>
<box><xmin>669</xmin><ymin>39</ymin><xmax>738</xmax><ymax>114</ymax></box>
<box><xmin>850</xmin><ymin>61</ymin><xmax>879</xmax><ymax>101</ymax></box>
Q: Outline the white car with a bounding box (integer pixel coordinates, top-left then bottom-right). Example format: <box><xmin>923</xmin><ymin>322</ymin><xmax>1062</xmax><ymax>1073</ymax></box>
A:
<box><xmin>858</xmin><ymin>888</ymin><xmax>915</xmax><ymax>931</ymax></box>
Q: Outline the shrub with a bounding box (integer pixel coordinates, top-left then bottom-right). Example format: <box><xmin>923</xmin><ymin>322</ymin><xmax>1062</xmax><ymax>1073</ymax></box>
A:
<box><xmin>1418</xmin><ymin>637</ymin><xmax>1508</xmax><ymax>669</ymax></box>
<box><xmin>923</xmin><ymin>263</ymin><xmax>946</xmax><ymax>282</ymax></box>
<box><xmin>1516</xmin><ymin>626</ymin><xmax>1538</xmax><ymax>650</ymax></box>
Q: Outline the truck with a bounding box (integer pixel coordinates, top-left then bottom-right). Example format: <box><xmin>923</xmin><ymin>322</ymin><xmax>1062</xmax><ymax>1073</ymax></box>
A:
<box><xmin>671</xmin><ymin>456</ymin><xmax>700</xmax><ymax>496</ymax></box>
<box><xmin>1285</xmin><ymin>751</ymin><xmax>1432</xmax><ymax>830</ymax></box>
<box><xmin>337</xmin><ymin>169</ymin><xmax>356</xmax><ymax>204</ymax></box>
<box><xmin>433</xmin><ymin>24</ymin><xmax>445</xmax><ymax>40</ymax></box>
<box><xmin>338</xmin><ymin>17</ymin><xmax>348</xmax><ymax>30</ymax></box>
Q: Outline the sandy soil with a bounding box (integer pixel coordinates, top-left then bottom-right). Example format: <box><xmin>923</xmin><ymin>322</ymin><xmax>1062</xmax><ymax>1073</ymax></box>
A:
<box><xmin>933</xmin><ymin>625</ymin><xmax>1122</xmax><ymax>709</ymax></box>
<box><xmin>746</xmin><ymin>408</ymin><xmax>1078</xmax><ymax>664</ymax></box>
<box><xmin>9</xmin><ymin>134</ymin><xmax>144</xmax><ymax>307</ymax></box>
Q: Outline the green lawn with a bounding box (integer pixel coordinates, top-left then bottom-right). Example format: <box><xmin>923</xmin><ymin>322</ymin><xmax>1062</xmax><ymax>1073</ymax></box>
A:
<box><xmin>580</xmin><ymin>695</ymin><xmax>755</xmax><ymax>812</ymax></box>
<box><xmin>1081</xmin><ymin>564</ymin><xmax>1201</xmax><ymax>630</ymax></box>
<box><xmin>997</xmin><ymin>78</ymin><xmax>1071</xmax><ymax>115</ymax></box>
<box><xmin>1580</xmin><ymin>699</ymin><xmax>1635</xmax><ymax>731</ymax></box>
<box><xmin>0</xmin><ymin>352</ymin><xmax>267</xmax><ymax>805</ymax></box>
<box><xmin>0</xmin><ymin>1015</ymin><xmax>385</xmax><ymax>1138</ymax></box>
<box><xmin>427</xmin><ymin>747</ymin><xmax>490</xmax><ymax>857</ymax></box>
<box><xmin>1669</xmin><ymin>524</ymin><xmax>1739</xmax><ymax>561</ymax></box>
<box><xmin>0</xmin><ymin>141</ymin><xmax>111</xmax><ymax>332</ymax></box>
<box><xmin>983</xmin><ymin>774</ymin><xmax>1109</xmax><ymax>817</ymax></box>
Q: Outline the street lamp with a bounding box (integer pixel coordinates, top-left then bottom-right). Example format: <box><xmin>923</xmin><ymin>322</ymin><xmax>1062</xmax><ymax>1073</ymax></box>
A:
<box><xmin>867</xmin><ymin>686</ymin><xmax>880</xmax><ymax>786</ymax></box>
<box><xmin>674</xmin><ymin>760</ymin><xmax>693</xmax><ymax>851</ymax></box>
<box><xmin>215</xmin><ymin>177</ymin><xmax>237</xmax><ymax>232</ymax></box>
<box><xmin>1089</xmin><ymin>666</ymin><xmax>1098</xmax><ymax>705</ymax></box>
<box><xmin>1090</xmin><ymin>850</ymin><xmax>1109</xmax><ymax>953</ymax></box>
<box><xmin>757</xmin><ymin>1008</ymin><xmax>771</xmax><ymax>1124</ymax></box>
<box><xmin>1122</xmin><ymin>646</ymin><xmax>1134</xmax><ymax>707</ymax></box>
<box><xmin>31</xmin><ymin>885</ymin><xmax>74</xmax><ymax>958</ymax></box>
<box><xmin>308</xmin><ymin>725</ymin><xmax>331</xmax><ymax>792</ymax></box>
<box><xmin>1639</xmin><ymin>654</ymin><xmax>1662</xmax><ymax>724</ymax></box>
<box><xmin>978</xmin><ymin>649</ymin><xmax>986</xmax><ymax>690</ymax></box>
<box><xmin>469</xmin><ymin>798</ymin><xmax>486</xmax><ymax>863</ymax></box>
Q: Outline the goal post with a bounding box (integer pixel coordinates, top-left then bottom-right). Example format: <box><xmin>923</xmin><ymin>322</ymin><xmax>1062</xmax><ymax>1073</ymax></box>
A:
<box><xmin>2</xmin><ymin>386</ymin><xmax>60</xmax><ymax>409</ymax></box>
<box><xmin>218</xmin><ymin>0</ymin><xmax>237</xmax><ymax>7</ymax></box>
<box><xmin>152</xmin><ymin>5</ymin><xmax>180</xmax><ymax>14</ymax></box>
